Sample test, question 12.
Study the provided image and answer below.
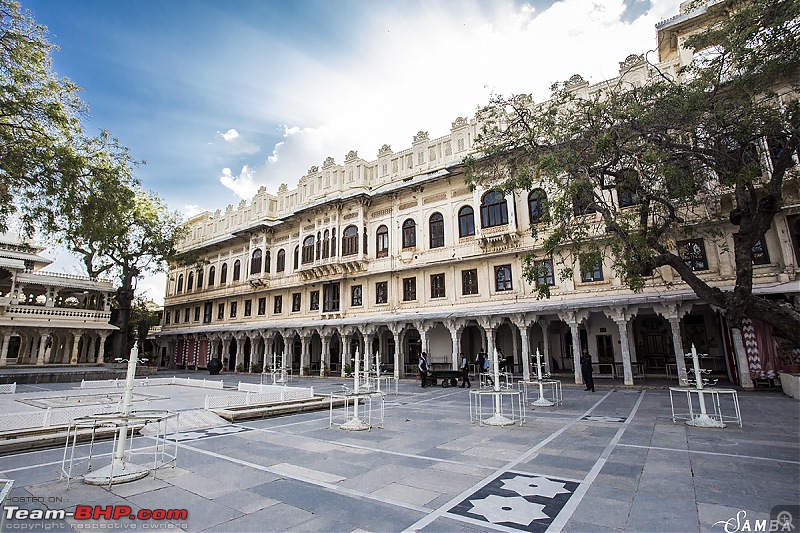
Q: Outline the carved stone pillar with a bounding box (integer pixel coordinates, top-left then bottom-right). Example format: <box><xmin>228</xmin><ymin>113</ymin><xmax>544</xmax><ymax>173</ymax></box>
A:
<box><xmin>97</xmin><ymin>332</ymin><xmax>110</xmax><ymax>364</ymax></box>
<box><xmin>36</xmin><ymin>333</ymin><xmax>51</xmax><ymax>366</ymax></box>
<box><xmin>519</xmin><ymin>325</ymin><xmax>531</xmax><ymax>381</ymax></box>
<box><xmin>0</xmin><ymin>328</ymin><xmax>11</xmax><ymax>367</ymax></box>
<box><xmin>615</xmin><ymin>318</ymin><xmax>634</xmax><ymax>385</ymax></box>
<box><xmin>300</xmin><ymin>334</ymin><xmax>311</xmax><ymax>376</ymax></box>
<box><xmin>539</xmin><ymin>318</ymin><xmax>552</xmax><ymax>373</ymax></box>
<box><xmin>342</xmin><ymin>333</ymin><xmax>352</xmax><ymax>377</ymax></box>
<box><xmin>510</xmin><ymin>315</ymin><xmax>535</xmax><ymax>381</ymax></box>
<box><xmin>364</xmin><ymin>332</ymin><xmax>375</xmax><ymax>372</ymax></box>
<box><xmin>387</xmin><ymin>324</ymin><xmax>403</xmax><ymax>379</ymax></box>
<box><xmin>235</xmin><ymin>335</ymin><xmax>245</xmax><ymax>370</ymax></box>
<box><xmin>70</xmin><ymin>331</ymin><xmax>83</xmax><ymax>365</ymax></box>
<box><xmin>321</xmin><ymin>334</ymin><xmax>331</xmax><ymax>376</ymax></box>
<box><xmin>558</xmin><ymin>311</ymin><xmax>588</xmax><ymax>385</ymax></box>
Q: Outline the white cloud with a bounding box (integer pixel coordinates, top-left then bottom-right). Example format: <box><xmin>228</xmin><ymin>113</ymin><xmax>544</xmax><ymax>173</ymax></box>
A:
<box><xmin>220</xmin><ymin>165</ymin><xmax>260</xmax><ymax>199</ymax></box>
<box><xmin>216</xmin><ymin>0</ymin><xmax>683</xmax><ymax>200</ymax></box>
<box><xmin>182</xmin><ymin>204</ymin><xmax>204</xmax><ymax>218</ymax></box>
<box><xmin>217</xmin><ymin>128</ymin><xmax>260</xmax><ymax>155</ymax></box>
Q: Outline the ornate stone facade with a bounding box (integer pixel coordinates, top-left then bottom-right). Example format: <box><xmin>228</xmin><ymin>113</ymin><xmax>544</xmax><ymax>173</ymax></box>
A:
<box><xmin>157</xmin><ymin>3</ymin><xmax>799</xmax><ymax>388</ymax></box>
<box><xmin>0</xmin><ymin>236</ymin><xmax>117</xmax><ymax>367</ymax></box>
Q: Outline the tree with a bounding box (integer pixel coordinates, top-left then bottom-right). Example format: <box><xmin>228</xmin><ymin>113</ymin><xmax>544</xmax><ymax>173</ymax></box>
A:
<box><xmin>125</xmin><ymin>296</ymin><xmax>161</xmax><ymax>357</ymax></box>
<box><xmin>54</xmin><ymin>172</ymin><xmax>186</xmax><ymax>362</ymax></box>
<box><xmin>465</xmin><ymin>0</ymin><xmax>800</xmax><ymax>347</ymax></box>
<box><xmin>0</xmin><ymin>0</ymin><xmax>93</xmax><ymax>235</ymax></box>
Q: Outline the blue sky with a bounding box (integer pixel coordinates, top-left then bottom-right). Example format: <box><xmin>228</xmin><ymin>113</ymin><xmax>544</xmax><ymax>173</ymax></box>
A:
<box><xmin>24</xmin><ymin>0</ymin><xmax>682</xmax><ymax>302</ymax></box>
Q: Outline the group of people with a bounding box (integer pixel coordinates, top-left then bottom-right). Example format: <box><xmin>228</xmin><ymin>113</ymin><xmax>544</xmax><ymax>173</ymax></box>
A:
<box><xmin>419</xmin><ymin>347</ymin><xmax>596</xmax><ymax>392</ymax></box>
<box><xmin>418</xmin><ymin>348</ymin><xmax>511</xmax><ymax>388</ymax></box>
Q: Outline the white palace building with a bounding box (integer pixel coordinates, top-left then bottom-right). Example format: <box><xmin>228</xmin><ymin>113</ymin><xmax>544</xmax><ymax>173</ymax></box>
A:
<box><xmin>156</xmin><ymin>1</ymin><xmax>800</xmax><ymax>389</ymax></box>
<box><xmin>0</xmin><ymin>235</ymin><xmax>117</xmax><ymax>368</ymax></box>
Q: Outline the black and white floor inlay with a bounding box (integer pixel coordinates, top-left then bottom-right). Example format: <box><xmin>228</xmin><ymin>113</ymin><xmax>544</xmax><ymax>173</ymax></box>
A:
<box><xmin>582</xmin><ymin>415</ymin><xmax>626</xmax><ymax>423</ymax></box>
<box><xmin>449</xmin><ymin>472</ymin><xmax>579</xmax><ymax>532</ymax></box>
<box><xmin>166</xmin><ymin>425</ymin><xmax>253</xmax><ymax>442</ymax></box>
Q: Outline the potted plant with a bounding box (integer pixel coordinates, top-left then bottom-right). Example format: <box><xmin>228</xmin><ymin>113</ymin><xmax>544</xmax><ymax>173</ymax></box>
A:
<box><xmin>235</xmin><ymin>362</ymin><xmax>244</xmax><ymax>373</ymax></box>
<box><xmin>251</xmin><ymin>362</ymin><xmax>261</xmax><ymax>374</ymax></box>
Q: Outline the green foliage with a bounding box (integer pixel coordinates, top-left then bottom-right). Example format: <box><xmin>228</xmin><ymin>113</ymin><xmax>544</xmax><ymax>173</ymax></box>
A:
<box><xmin>0</xmin><ymin>0</ymin><xmax>112</xmax><ymax>235</ymax></box>
<box><xmin>250</xmin><ymin>362</ymin><xmax>261</xmax><ymax>374</ymax></box>
<box><xmin>465</xmin><ymin>0</ymin><xmax>800</xmax><ymax>340</ymax></box>
<box><xmin>127</xmin><ymin>297</ymin><xmax>160</xmax><ymax>347</ymax></box>
<box><xmin>235</xmin><ymin>363</ymin><xmax>244</xmax><ymax>373</ymax></box>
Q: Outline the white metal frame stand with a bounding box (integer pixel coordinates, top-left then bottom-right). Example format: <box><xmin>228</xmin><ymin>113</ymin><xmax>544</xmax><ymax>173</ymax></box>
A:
<box><xmin>329</xmin><ymin>348</ymin><xmax>385</xmax><ymax>431</ymax></box>
<box><xmin>61</xmin><ymin>409</ymin><xmax>179</xmax><ymax>489</ymax></box>
<box><xmin>471</xmin><ymin>349</ymin><xmax>523</xmax><ymax>426</ymax></box>
<box><xmin>669</xmin><ymin>344</ymin><xmax>726</xmax><ymax>428</ymax></box>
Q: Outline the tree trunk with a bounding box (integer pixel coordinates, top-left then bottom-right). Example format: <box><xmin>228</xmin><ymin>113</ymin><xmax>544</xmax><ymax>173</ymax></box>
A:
<box><xmin>111</xmin><ymin>271</ymin><xmax>135</xmax><ymax>361</ymax></box>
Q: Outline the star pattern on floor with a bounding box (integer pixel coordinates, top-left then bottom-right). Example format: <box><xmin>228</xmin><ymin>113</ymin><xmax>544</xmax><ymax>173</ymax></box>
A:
<box><xmin>582</xmin><ymin>415</ymin><xmax>626</xmax><ymax>423</ymax></box>
<box><xmin>501</xmin><ymin>475</ymin><xmax>571</xmax><ymax>498</ymax></box>
<box><xmin>449</xmin><ymin>472</ymin><xmax>579</xmax><ymax>532</ymax></box>
<box><xmin>166</xmin><ymin>425</ymin><xmax>252</xmax><ymax>442</ymax></box>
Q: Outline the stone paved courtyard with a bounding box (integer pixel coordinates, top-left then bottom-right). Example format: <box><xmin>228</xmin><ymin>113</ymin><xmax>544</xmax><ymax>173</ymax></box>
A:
<box><xmin>1</xmin><ymin>373</ymin><xmax>798</xmax><ymax>532</ymax></box>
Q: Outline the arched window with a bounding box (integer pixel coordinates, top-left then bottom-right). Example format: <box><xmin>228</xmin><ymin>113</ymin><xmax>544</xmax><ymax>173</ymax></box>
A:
<box><xmin>233</xmin><ymin>260</ymin><xmax>241</xmax><ymax>281</ymax></box>
<box><xmin>376</xmin><ymin>225</ymin><xmax>389</xmax><ymax>258</ymax></box>
<box><xmin>220</xmin><ymin>263</ymin><xmax>228</xmax><ymax>284</ymax></box>
<box><xmin>302</xmin><ymin>236</ymin><xmax>315</xmax><ymax>264</ymax></box>
<box><xmin>323</xmin><ymin>230</ymin><xmax>330</xmax><ymax>259</ymax></box>
<box><xmin>480</xmin><ymin>191</ymin><xmax>508</xmax><ymax>228</ymax></box>
<box><xmin>331</xmin><ymin>228</ymin><xmax>337</xmax><ymax>257</ymax></box>
<box><xmin>342</xmin><ymin>225</ymin><xmax>359</xmax><ymax>256</ymax></box>
<box><xmin>363</xmin><ymin>227</ymin><xmax>368</xmax><ymax>255</ymax></box>
<box><xmin>402</xmin><ymin>219</ymin><xmax>416</xmax><ymax>248</ymax></box>
<box><xmin>177</xmin><ymin>274</ymin><xmax>184</xmax><ymax>293</ymax></box>
<box><xmin>196</xmin><ymin>269</ymin><xmax>203</xmax><ymax>289</ymax></box>
<box><xmin>250</xmin><ymin>249</ymin><xmax>262</xmax><ymax>275</ymax></box>
<box><xmin>187</xmin><ymin>272</ymin><xmax>194</xmax><ymax>291</ymax></box>
<box><xmin>429</xmin><ymin>212</ymin><xmax>444</xmax><ymax>248</ymax></box>
<box><xmin>265</xmin><ymin>251</ymin><xmax>271</xmax><ymax>273</ymax></box>
<box><xmin>528</xmin><ymin>189</ymin><xmax>547</xmax><ymax>224</ymax></box>
<box><xmin>276</xmin><ymin>249</ymin><xmax>285</xmax><ymax>272</ymax></box>
<box><xmin>208</xmin><ymin>266</ymin><xmax>216</xmax><ymax>286</ymax></box>
<box><xmin>293</xmin><ymin>245</ymin><xmax>300</xmax><ymax>269</ymax></box>
<box><xmin>316</xmin><ymin>232</ymin><xmax>321</xmax><ymax>260</ymax></box>
<box><xmin>458</xmin><ymin>206</ymin><xmax>475</xmax><ymax>237</ymax></box>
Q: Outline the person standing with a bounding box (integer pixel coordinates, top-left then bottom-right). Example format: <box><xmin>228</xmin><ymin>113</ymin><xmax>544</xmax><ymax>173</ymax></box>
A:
<box><xmin>580</xmin><ymin>347</ymin><xmax>595</xmax><ymax>392</ymax></box>
<box><xmin>419</xmin><ymin>352</ymin><xmax>428</xmax><ymax>388</ymax></box>
<box><xmin>459</xmin><ymin>352</ymin><xmax>471</xmax><ymax>388</ymax></box>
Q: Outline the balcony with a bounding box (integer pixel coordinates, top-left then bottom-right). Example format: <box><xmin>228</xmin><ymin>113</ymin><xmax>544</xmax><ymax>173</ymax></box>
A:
<box><xmin>3</xmin><ymin>305</ymin><xmax>112</xmax><ymax>324</ymax></box>
<box><xmin>478</xmin><ymin>225</ymin><xmax>520</xmax><ymax>251</ymax></box>
<box><xmin>298</xmin><ymin>257</ymin><xmax>365</xmax><ymax>281</ymax></box>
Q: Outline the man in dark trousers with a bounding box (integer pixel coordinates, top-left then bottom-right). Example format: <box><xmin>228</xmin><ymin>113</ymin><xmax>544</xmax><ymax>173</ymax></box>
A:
<box><xmin>459</xmin><ymin>352</ymin><xmax>471</xmax><ymax>388</ymax></box>
<box><xmin>419</xmin><ymin>352</ymin><xmax>428</xmax><ymax>388</ymax></box>
<box><xmin>580</xmin><ymin>348</ymin><xmax>595</xmax><ymax>392</ymax></box>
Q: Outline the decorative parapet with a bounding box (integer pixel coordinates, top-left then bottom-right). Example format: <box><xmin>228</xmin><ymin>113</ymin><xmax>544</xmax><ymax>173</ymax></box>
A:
<box><xmin>345</xmin><ymin>150</ymin><xmax>359</xmax><ymax>163</ymax></box>
<box><xmin>619</xmin><ymin>53</ymin><xmax>645</xmax><ymax>72</ymax></box>
<box><xmin>413</xmin><ymin>131</ymin><xmax>429</xmax><ymax>144</ymax></box>
<box><xmin>451</xmin><ymin>117</ymin><xmax>468</xmax><ymax>129</ymax></box>
<box><xmin>4</xmin><ymin>305</ymin><xmax>112</xmax><ymax>322</ymax></box>
<box><xmin>378</xmin><ymin>144</ymin><xmax>392</xmax><ymax>156</ymax></box>
<box><xmin>565</xmin><ymin>74</ymin><xmax>588</xmax><ymax>89</ymax></box>
<box><xmin>323</xmin><ymin>156</ymin><xmax>336</xmax><ymax>168</ymax></box>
